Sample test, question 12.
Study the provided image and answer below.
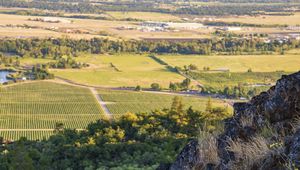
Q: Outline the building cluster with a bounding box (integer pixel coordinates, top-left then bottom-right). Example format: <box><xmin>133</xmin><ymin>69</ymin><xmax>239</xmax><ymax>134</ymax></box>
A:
<box><xmin>268</xmin><ymin>33</ymin><xmax>300</xmax><ymax>43</ymax></box>
<box><xmin>285</xmin><ymin>26</ymin><xmax>300</xmax><ymax>31</ymax></box>
<box><xmin>216</xmin><ymin>27</ymin><xmax>242</xmax><ymax>31</ymax></box>
<box><xmin>118</xmin><ymin>21</ymin><xmax>208</xmax><ymax>32</ymax></box>
<box><xmin>117</xmin><ymin>21</ymin><xmax>247</xmax><ymax>33</ymax></box>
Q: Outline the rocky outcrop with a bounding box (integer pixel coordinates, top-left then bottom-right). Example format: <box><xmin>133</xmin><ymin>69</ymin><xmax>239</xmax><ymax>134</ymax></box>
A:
<box><xmin>165</xmin><ymin>71</ymin><xmax>300</xmax><ymax>170</ymax></box>
<box><xmin>169</xmin><ymin>140</ymin><xmax>200</xmax><ymax>170</ymax></box>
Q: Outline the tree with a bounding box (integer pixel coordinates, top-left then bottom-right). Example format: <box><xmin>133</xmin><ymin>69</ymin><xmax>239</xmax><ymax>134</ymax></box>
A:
<box><xmin>54</xmin><ymin>122</ymin><xmax>64</xmax><ymax>134</ymax></box>
<box><xmin>10</xmin><ymin>140</ymin><xmax>34</xmax><ymax>170</ymax></box>
<box><xmin>150</xmin><ymin>83</ymin><xmax>161</xmax><ymax>91</ymax></box>
<box><xmin>188</xmin><ymin>64</ymin><xmax>198</xmax><ymax>70</ymax></box>
<box><xmin>181</xmin><ymin>78</ymin><xmax>191</xmax><ymax>89</ymax></box>
<box><xmin>205</xmin><ymin>97</ymin><xmax>213</xmax><ymax>114</ymax></box>
<box><xmin>135</xmin><ymin>85</ymin><xmax>141</xmax><ymax>91</ymax></box>
<box><xmin>169</xmin><ymin>82</ymin><xmax>178</xmax><ymax>91</ymax></box>
<box><xmin>171</xmin><ymin>96</ymin><xmax>184</xmax><ymax>114</ymax></box>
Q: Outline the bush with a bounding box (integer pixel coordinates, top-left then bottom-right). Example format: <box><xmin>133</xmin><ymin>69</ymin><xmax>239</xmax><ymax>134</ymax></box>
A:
<box><xmin>150</xmin><ymin>83</ymin><xmax>161</xmax><ymax>91</ymax></box>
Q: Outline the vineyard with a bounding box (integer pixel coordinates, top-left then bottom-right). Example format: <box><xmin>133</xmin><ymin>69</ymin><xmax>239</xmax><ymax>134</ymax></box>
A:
<box><xmin>97</xmin><ymin>89</ymin><xmax>232</xmax><ymax>115</ymax></box>
<box><xmin>0</xmin><ymin>81</ymin><xmax>104</xmax><ymax>140</ymax></box>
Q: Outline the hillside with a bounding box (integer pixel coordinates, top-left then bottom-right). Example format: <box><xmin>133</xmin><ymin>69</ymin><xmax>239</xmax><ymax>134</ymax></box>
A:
<box><xmin>165</xmin><ymin>71</ymin><xmax>300</xmax><ymax>169</ymax></box>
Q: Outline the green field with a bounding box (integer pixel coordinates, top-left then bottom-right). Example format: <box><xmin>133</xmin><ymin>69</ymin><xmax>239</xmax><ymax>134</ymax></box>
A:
<box><xmin>189</xmin><ymin>71</ymin><xmax>285</xmax><ymax>90</ymax></box>
<box><xmin>0</xmin><ymin>80</ymin><xmax>232</xmax><ymax>140</ymax></box>
<box><xmin>158</xmin><ymin>54</ymin><xmax>300</xmax><ymax>72</ymax></box>
<box><xmin>52</xmin><ymin>54</ymin><xmax>184</xmax><ymax>88</ymax></box>
<box><xmin>98</xmin><ymin>89</ymin><xmax>232</xmax><ymax>115</ymax></box>
<box><xmin>0</xmin><ymin>81</ymin><xmax>104</xmax><ymax>140</ymax></box>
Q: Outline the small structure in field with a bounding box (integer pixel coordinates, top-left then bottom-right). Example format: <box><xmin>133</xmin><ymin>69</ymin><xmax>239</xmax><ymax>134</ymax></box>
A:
<box><xmin>218</xmin><ymin>27</ymin><xmax>242</xmax><ymax>31</ymax></box>
<box><xmin>29</xmin><ymin>17</ymin><xmax>72</xmax><ymax>24</ymax></box>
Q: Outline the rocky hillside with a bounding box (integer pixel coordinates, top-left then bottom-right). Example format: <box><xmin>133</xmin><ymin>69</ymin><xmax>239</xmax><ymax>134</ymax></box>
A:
<box><xmin>162</xmin><ymin>71</ymin><xmax>300</xmax><ymax>170</ymax></box>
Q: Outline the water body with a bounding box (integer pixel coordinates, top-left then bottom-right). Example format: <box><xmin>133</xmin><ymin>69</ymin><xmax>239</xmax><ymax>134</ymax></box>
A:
<box><xmin>0</xmin><ymin>71</ymin><xmax>12</xmax><ymax>84</ymax></box>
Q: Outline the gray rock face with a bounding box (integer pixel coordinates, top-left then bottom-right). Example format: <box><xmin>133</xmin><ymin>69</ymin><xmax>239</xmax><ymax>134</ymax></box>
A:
<box><xmin>169</xmin><ymin>140</ymin><xmax>200</xmax><ymax>170</ymax></box>
<box><xmin>288</xmin><ymin>129</ymin><xmax>300</xmax><ymax>167</ymax></box>
<box><xmin>164</xmin><ymin>71</ymin><xmax>300</xmax><ymax>170</ymax></box>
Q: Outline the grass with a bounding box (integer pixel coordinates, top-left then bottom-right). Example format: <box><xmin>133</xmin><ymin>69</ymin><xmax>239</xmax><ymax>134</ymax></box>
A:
<box><xmin>218</xmin><ymin>12</ymin><xmax>300</xmax><ymax>25</ymax></box>
<box><xmin>0</xmin><ymin>12</ymin><xmax>211</xmax><ymax>40</ymax></box>
<box><xmin>97</xmin><ymin>89</ymin><xmax>232</xmax><ymax>115</ymax></box>
<box><xmin>0</xmin><ymin>81</ymin><xmax>104</xmax><ymax>140</ymax></box>
<box><xmin>188</xmin><ymin>71</ymin><xmax>285</xmax><ymax>89</ymax></box>
<box><xmin>20</xmin><ymin>57</ymin><xmax>55</xmax><ymax>65</ymax></box>
<box><xmin>158</xmin><ymin>54</ymin><xmax>300</xmax><ymax>72</ymax></box>
<box><xmin>52</xmin><ymin>54</ymin><xmax>184</xmax><ymax>88</ymax></box>
<box><xmin>107</xmin><ymin>11</ymin><xmax>182</xmax><ymax>22</ymax></box>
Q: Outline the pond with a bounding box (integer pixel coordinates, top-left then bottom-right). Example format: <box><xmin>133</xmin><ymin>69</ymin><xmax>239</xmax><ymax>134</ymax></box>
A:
<box><xmin>0</xmin><ymin>71</ymin><xmax>13</xmax><ymax>84</ymax></box>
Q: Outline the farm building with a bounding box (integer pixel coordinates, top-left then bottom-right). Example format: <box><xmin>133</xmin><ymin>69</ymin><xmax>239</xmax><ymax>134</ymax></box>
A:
<box><xmin>286</xmin><ymin>26</ymin><xmax>300</xmax><ymax>31</ymax></box>
<box><xmin>166</xmin><ymin>22</ymin><xmax>205</xmax><ymax>30</ymax></box>
<box><xmin>35</xmin><ymin>17</ymin><xmax>72</xmax><ymax>24</ymax></box>
<box><xmin>139</xmin><ymin>21</ymin><xmax>206</xmax><ymax>32</ymax></box>
<box><xmin>218</xmin><ymin>27</ymin><xmax>242</xmax><ymax>31</ymax></box>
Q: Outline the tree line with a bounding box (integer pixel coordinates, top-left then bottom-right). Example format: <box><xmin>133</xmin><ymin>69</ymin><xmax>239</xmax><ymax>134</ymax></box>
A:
<box><xmin>1</xmin><ymin>0</ymin><xmax>300</xmax><ymax>16</ymax></box>
<box><xmin>0</xmin><ymin>38</ymin><xmax>299</xmax><ymax>59</ymax></box>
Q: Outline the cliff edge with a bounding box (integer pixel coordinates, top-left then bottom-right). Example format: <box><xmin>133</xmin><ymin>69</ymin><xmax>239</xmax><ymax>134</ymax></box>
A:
<box><xmin>164</xmin><ymin>71</ymin><xmax>300</xmax><ymax>170</ymax></box>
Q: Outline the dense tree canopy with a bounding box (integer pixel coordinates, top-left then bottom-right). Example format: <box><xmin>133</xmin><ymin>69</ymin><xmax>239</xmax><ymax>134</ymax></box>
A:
<box><xmin>1</xmin><ymin>0</ymin><xmax>300</xmax><ymax>15</ymax></box>
<box><xmin>0</xmin><ymin>38</ymin><xmax>298</xmax><ymax>59</ymax></box>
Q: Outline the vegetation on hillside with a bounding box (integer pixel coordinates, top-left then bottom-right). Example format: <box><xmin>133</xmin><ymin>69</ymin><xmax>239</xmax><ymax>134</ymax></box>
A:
<box><xmin>0</xmin><ymin>96</ymin><xmax>230</xmax><ymax>169</ymax></box>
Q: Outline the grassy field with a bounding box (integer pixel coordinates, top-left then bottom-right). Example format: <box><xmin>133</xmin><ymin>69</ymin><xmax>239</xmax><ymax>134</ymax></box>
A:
<box><xmin>0</xmin><ymin>12</ymin><xmax>211</xmax><ymax>40</ymax></box>
<box><xmin>0</xmin><ymin>81</ymin><xmax>104</xmax><ymax>140</ymax></box>
<box><xmin>188</xmin><ymin>71</ymin><xmax>285</xmax><ymax>90</ymax></box>
<box><xmin>98</xmin><ymin>89</ymin><xmax>232</xmax><ymax>115</ymax></box>
<box><xmin>158</xmin><ymin>54</ymin><xmax>300</xmax><ymax>72</ymax></box>
<box><xmin>107</xmin><ymin>11</ymin><xmax>181</xmax><ymax>22</ymax></box>
<box><xmin>52</xmin><ymin>54</ymin><xmax>184</xmax><ymax>88</ymax></box>
<box><xmin>217</xmin><ymin>12</ymin><xmax>300</xmax><ymax>25</ymax></box>
<box><xmin>20</xmin><ymin>57</ymin><xmax>55</xmax><ymax>65</ymax></box>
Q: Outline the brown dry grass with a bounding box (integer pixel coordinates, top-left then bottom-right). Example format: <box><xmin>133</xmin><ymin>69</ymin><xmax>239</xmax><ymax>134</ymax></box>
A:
<box><xmin>239</xmin><ymin>114</ymin><xmax>254</xmax><ymax>128</ymax></box>
<box><xmin>197</xmin><ymin>131</ymin><xmax>220</xmax><ymax>169</ymax></box>
<box><xmin>218</xmin><ymin>12</ymin><xmax>300</xmax><ymax>25</ymax></box>
<box><xmin>0</xmin><ymin>13</ymin><xmax>213</xmax><ymax>40</ymax></box>
<box><xmin>227</xmin><ymin>137</ymin><xmax>271</xmax><ymax>170</ymax></box>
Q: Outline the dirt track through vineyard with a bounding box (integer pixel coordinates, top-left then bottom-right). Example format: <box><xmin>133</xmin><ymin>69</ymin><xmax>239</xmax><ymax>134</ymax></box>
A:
<box><xmin>90</xmin><ymin>87</ymin><xmax>112</xmax><ymax>119</ymax></box>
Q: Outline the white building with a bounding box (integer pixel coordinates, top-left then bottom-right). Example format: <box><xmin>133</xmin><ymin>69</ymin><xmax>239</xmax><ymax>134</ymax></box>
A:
<box><xmin>218</xmin><ymin>27</ymin><xmax>242</xmax><ymax>31</ymax></box>
<box><xmin>166</xmin><ymin>22</ymin><xmax>205</xmax><ymax>30</ymax></box>
<box><xmin>286</xmin><ymin>26</ymin><xmax>300</xmax><ymax>31</ymax></box>
<box><xmin>41</xmin><ymin>17</ymin><xmax>72</xmax><ymax>24</ymax></box>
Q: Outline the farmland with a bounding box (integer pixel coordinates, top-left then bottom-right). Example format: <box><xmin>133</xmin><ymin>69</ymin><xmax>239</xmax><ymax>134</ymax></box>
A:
<box><xmin>158</xmin><ymin>54</ymin><xmax>300</xmax><ymax>72</ymax></box>
<box><xmin>107</xmin><ymin>11</ymin><xmax>182</xmax><ymax>22</ymax></box>
<box><xmin>0</xmin><ymin>81</ymin><xmax>104</xmax><ymax>140</ymax></box>
<box><xmin>157</xmin><ymin>54</ymin><xmax>299</xmax><ymax>96</ymax></box>
<box><xmin>97</xmin><ymin>89</ymin><xmax>232</xmax><ymax>115</ymax></box>
<box><xmin>52</xmin><ymin>54</ymin><xmax>184</xmax><ymax>88</ymax></box>
<box><xmin>0</xmin><ymin>9</ymin><xmax>291</xmax><ymax>40</ymax></box>
<box><xmin>188</xmin><ymin>71</ymin><xmax>285</xmax><ymax>90</ymax></box>
<box><xmin>0</xmin><ymin>80</ymin><xmax>232</xmax><ymax>140</ymax></box>
<box><xmin>216</xmin><ymin>12</ymin><xmax>300</xmax><ymax>26</ymax></box>
<box><xmin>0</xmin><ymin>12</ymin><xmax>211</xmax><ymax>40</ymax></box>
